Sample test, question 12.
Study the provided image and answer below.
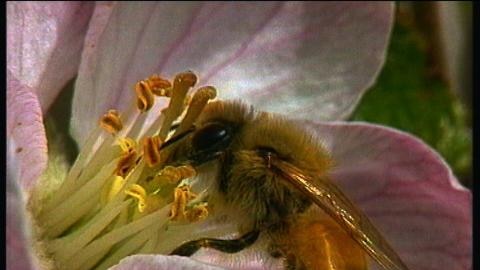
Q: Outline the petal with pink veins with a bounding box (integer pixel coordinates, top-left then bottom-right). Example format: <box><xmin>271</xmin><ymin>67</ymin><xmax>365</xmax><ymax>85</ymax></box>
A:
<box><xmin>7</xmin><ymin>2</ymin><xmax>94</xmax><ymax>111</ymax></box>
<box><xmin>110</xmin><ymin>255</ymin><xmax>225</xmax><ymax>270</ymax></box>
<box><xmin>7</xmin><ymin>70</ymin><xmax>48</xmax><ymax>192</ymax></box>
<box><xmin>72</xmin><ymin>2</ymin><xmax>393</xmax><ymax>145</ymax></box>
<box><xmin>304</xmin><ymin>121</ymin><xmax>471</xmax><ymax>270</ymax></box>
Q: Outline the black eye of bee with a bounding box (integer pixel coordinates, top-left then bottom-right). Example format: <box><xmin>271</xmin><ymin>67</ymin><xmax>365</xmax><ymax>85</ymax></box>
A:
<box><xmin>192</xmin><ymin>122</ymin><xmax>232</xmax><ymax>152</ymax></box>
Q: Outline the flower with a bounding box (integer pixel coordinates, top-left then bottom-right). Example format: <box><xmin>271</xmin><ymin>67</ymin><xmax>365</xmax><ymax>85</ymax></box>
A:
<box><xmin>7</xmin><ymin>2</ymin><xmax>471</xmax><ymax>270</ymax></box>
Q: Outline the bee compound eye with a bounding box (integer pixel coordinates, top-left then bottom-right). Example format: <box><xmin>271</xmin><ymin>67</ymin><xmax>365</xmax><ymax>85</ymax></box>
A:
<box><xmin>192</xmin><ymin>122</ymin><xmax>231</xmax><ymax>152</ymax></box>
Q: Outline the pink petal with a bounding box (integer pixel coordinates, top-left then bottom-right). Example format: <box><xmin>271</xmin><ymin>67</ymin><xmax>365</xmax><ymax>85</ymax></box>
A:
<box><xmin>191</xmin><ymin>238</ymin><xmax>284</xmax><ymax>270</ymax></box>
<box><xmin>7</xmin><ymin>2</ymin><xmax>94</xmax><ymax>111</ymax></box>
<box><xmin>110</xmin><ymin>255</ymin><xmax>225</xmax><ymax>270</ymax></box>
<box><xmin>7</xmin><ymin>70</ymin><xmax>48</xmax><ymax>192</ymax></box>
<box><xmin>7</xmin><ymin>141</ymin><xmax>35</xmax><ymax>270</ymax></box>
<box><xmin>305</xmin><ymin>121</ymin><xmax>471</xmax><ymax>270</ymax></box>
<box><xmin>71</xmin><ymin>2</ymin><xmax>393</xmax><ymax>145</ymax></box>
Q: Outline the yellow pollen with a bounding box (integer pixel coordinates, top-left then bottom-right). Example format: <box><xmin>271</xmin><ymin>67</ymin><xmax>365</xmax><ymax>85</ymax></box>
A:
<box><xmin>115</xmin><ymin>149</ymin><xmax>138</xmax><ymax>177</ymax></box>
<box><xmin>99</xmin><ymin>109</ymin><xmax>123</xmax><ymax>134</ymax></box>
<box><xmin>125</xmin><ymin>184</ymin><xmax>147</xmax><ymax>213</ymax></box>
<box><xmin>143</xmin><ymin>135</ymin><xmax>163</xmax><ymax>167</ymax></box>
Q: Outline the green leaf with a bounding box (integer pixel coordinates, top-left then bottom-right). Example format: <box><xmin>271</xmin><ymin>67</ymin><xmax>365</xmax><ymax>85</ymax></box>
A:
<box><xmin>351</xmin><ymin>19</ymin><xmax>471</xmax><ymax>186</ymax></box>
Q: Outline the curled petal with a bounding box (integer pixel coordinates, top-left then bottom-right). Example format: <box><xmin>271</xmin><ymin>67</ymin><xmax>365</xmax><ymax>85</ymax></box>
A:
<box><xmin>110</xmin><ymin>255</ymin><xmax>225</xmax><ymax>270</ymax></box>
<box><xmin>7</xmin><ymin>2</ymin><xmax>94</xmax><ymax>110</ymax></box>
<box><xmin>305</xmin><ymin>121</ymin><xmax>471</xmax><ymax>270</ymax></box>
<box><xmin>72</xmin><ymin>2</ymin><xmax>393</xmax><ymax>145</ymax></box>
<box><xmin>7</xmin><ymin>70</ymin><xmax>48</xmax><ymax>192</ymax></box>
<box><xmin>7</xmin><ymin>141</ymin><xmax>35</xmax><ymax>270</ymax></box>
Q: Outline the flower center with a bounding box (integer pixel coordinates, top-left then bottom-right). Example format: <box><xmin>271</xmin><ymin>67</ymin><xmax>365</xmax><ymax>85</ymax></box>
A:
<box><xmin>29</xmin><ymin>72</ymin><xmax>224</xmax><ymax>270</ymax></box>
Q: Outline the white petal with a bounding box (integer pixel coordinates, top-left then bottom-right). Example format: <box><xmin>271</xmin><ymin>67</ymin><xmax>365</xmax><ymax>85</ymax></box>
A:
<box><xmin>71</xmin><ymin>2</ymin><xmax>393</xmax><ymax>145</ymax></box>
<box><xmin>7</xmin><ymin>2</ymin><xmax>94</xmax><ymax>110</ymax></box>
<box><xmin>7</xmin><ymin>70</ymin><xmax>48</xmax><ymax>191</ymax></box>
<box><xmin>110</xmin><ymin>255</ymin><xmax>225</xmax><ymax>270</ymax></box>
<box><xmin>305</xmin><ymin>121</ymin><xmax>471</xmax><ymax>270</ymax></box>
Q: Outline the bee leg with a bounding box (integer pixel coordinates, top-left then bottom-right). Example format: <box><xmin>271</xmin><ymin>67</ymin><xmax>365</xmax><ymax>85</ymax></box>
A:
<box><xmin>170</xmin><ymin>230</ymin><xmax>260</xmax><ymax>256</ymax></box>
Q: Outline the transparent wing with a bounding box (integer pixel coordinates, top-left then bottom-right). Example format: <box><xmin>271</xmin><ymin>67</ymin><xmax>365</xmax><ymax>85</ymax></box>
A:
<box><xmin>270</xmin><ymin>158</ymin><xmax>410</xmax><ymax>270</ymax></box>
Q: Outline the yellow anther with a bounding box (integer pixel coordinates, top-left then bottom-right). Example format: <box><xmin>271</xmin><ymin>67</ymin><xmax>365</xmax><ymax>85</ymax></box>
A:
<box><xmin>186</xmin><ymin>203</ymin><xmax>209</xmax><ymax>222</ymax></box>
<box><xmin>117</xmin><ymin>137</ymin><xmax>136</xmax><ymax>153</ymax></box>
<box><xmin>125</xmin><ymin>184</ymin><xmax>147</xmax><ymax>213</ymax></box>
<box><xmin>146</xmin><ymin>75</ymin><xmax>172</xmax><ymax>97</ymax></box>
<box><xmin>193</xmin><ymin>86</ymin><xmax>217</xmax><ymax>102</ymax></box>
<box><xmin>101</xmin><ymin>176</ymin><xmax>125</xmax><ymax>205</ymax></box>
<box><xmin>142</xmin><ymin>135</ymin><xmax>163</xmax><ymax>167</ymax></box>
<box><xmin>157</xmin><ymin>165</ymin><xmax>196</xmax><ymax>184</ymax></box>
<box><xmin>169</xmin><ymin>187</ymin><xmax>188</xmax><ymax>220</ymax></box>
<box><xmin>99</xmin><ymin>109</ymin><xmax>123</xmax><ymax>134</ymax></box>
<box><xmin>174</xmin><ymin>71</ymin><xmax>197</xmax><ymax>89</ymax></box>
<box><xmin>135</xmin><ymin>80</ymin><xmax>155</xmax><ymax>112</ymax></box>
<box><xmin>158</xmin><ymin>71</ymin><xmax>198</xmax><ymax>138</ymax></box>
<box><xmin>178</xmin><ymin>185</ymin><xmax>197</xmax><ymax>200</ymax></box>
<box><xmin>115</xmin><ymin>150</ymin><xmax>138</xmax><ymax>177</ymax></box>
<box><xmin>174</xmin><ymin>86</ymin><xmax>217</xmax><ymax>136</ymax></box>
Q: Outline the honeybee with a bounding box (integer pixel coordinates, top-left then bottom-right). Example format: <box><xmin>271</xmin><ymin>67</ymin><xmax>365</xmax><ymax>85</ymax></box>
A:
<box><xmin>164</xmin><ymin>100</ymin><xmax>409</xmax><ymax>270</ymax></box>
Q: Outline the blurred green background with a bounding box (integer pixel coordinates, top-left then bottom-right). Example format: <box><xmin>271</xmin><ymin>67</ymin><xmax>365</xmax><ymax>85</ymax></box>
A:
<box><xmin>351</xmin><ymin>2</ymin><xmax>472</xmax><ymax>188</ymax></box>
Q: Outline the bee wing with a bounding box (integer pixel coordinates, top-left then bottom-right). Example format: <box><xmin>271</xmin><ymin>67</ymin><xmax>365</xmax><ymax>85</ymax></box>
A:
<box><xmin>270</xmin><ymin>158</ymin><xmax>410</xmax><ymax>270</ymax></box>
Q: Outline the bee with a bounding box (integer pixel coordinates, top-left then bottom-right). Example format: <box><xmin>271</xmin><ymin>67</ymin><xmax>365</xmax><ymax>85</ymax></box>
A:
<box><xmin>164</xmin><ymin>100</ymin><xmax>409</xmax><ymax>270</ymax></box>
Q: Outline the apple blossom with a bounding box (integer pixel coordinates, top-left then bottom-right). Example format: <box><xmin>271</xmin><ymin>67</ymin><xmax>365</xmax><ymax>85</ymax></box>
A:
<box><xmin>7</xmin><ymin>2</ymin><xmax>471</xmax><ymax>270</ymax></box>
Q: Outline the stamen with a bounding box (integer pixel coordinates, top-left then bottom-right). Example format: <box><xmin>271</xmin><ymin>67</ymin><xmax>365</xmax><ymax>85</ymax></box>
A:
<box><xmin>115</xmin><ymin>150</ymin><xmax>138</xmax><ymax>177</ymax></box>
<box><xmin>117</xmin><ymin>137</ymin><xmax>136</xmax><ymax>153</ymax></box>
<box><xmin>146</xmin><ymin>75</ymin><xmax>172</xmax><ymax>97</ymax></box>
<box><xmin>158</xmin><ymin>71</ymin><xmax>197</xmax><ymax>139</ymax></box>
<box><xmin>135</xmin><ymin>81</ymin><xmax>155</xmax><ymax>112</ymax></box>
<box><xmin>31</xmin><ymin>71</ymin><xmax>230</xmax><ymax>270</ymax></box>
<box><xmin>157</xmin><ymin>165</ymin><xmax>196</xmax><ymax>184</ymax></box>
<box><xmin>169</xmin><ymin>187</ymin><xmax>188</xmax><ymax>220</ymax></box>
<box><xmin>101</xmin><ymin>176</ymin><xmax>125</xmax><ymax>205</ymax></box>
<box><xmin>125</xmin><ymin>184</ymin><xmax>148</xmax><ymax>213</ymax></box>
<box><xmin>186</xmin><ymin>203</ymin><xmax>209</xmax><ymax>222</ymax></box>
<box><xmin>142</xmin><ymin>135</ymin><xmax>163</xmax><ymax>167</ymax></box>
<box><xmin>99</xmin><ymin>110</ymin><xmax>123</xmax><ymax>134</ymax></box>
<box><xmin>173</xmin><ymin>86</ymin><xmax>217</xmax><ymax>136</ymax></box>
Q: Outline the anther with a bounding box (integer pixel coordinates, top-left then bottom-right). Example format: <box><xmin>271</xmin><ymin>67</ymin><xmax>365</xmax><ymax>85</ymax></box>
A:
<box><xmin>143</xmin><ymin>135</ymin><xmax>163</xmax><ymax>167</ymax></box>
<box><xmin>169</xmin><ymin>187</ymin><xmax>188</xmax><ymax>220</ymax></box>
<box><xmin>146</xmin><ymin>75</ymin><xmax>172</xmax><ymax>97</ymax></box>
<box><xmin>157</xmin><ymin>165</ymin><xmax>196</xmax><ymax>184</ymax></box>
<box><xmin>135</xmin><ymin>80</ymin><xmax>155</xmax><ymax>112</ymax></box>
<box><xmin>174</xmin><ymin>71</ymin><xmax>197</xmax><ymax>89</ymax></box>
<box><xmin>117</xmin><ymin>137</ymin><xmax>136</xmax><ymax>153</ymax></box>
<box><xmin>186</xmin><ymin>203</ymin><xmax>209</xmax><ymax>222</ymax></box>
<box><xmin>99</xmin><ymin>110</ymin><xmax>123</xmax><ymax>134</ymax></box>
<box><xmin>125</xmin><ymin>184</ymin><xmax>147</xmax><ymax>213</ymax></box>
<box><xmin>115</xmin><ymin>150</ymin><xmax>138</xmax><ymax>177</ymax></box>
